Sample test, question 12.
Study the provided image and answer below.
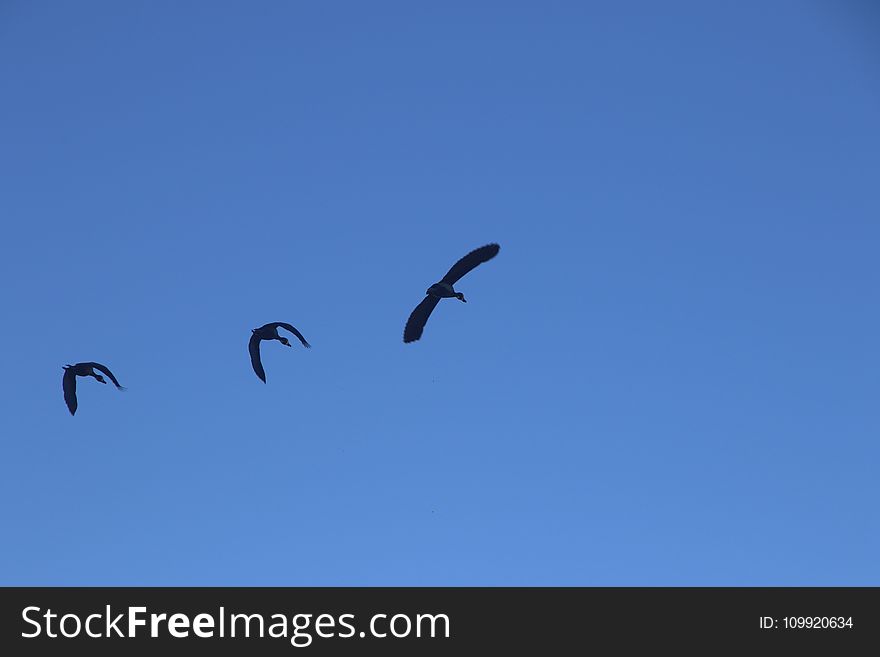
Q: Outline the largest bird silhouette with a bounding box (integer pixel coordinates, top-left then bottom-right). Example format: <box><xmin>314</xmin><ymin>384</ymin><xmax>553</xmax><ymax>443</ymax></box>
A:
<box><xmin>62</xmin><ymin>362</ymin><xmax>125</xmax><ymax>416</ymax></box>
<box><xmin>249</xmin><ymin>322</ymin><xmax>311</xmax><ymax>383</ymax></box>
<box><xmin>404</xmin><ymin>243</ymin><xmax>500</xmax><ymax>343</ymax></box>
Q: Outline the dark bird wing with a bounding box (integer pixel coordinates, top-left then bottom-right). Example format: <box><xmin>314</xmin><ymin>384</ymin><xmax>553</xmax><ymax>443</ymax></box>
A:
<box><xmin>440</xmin><ymin>243</ymin><xmax>500</xmax><ymax>285</ymax></box>
<box><xmin>249</xmin><ymin>332</ymin><xmax>266</xmax><ymax>383</ymax></box>
<box><xmin>273</xmin><ymin>322</ymin><xmax>311</xmax><ymax>348</ymax></box>
<box><xmin>62</xmin><ymin>368</ymin><xmax>78</xmax><ymax>415</ymax></box>
<box><xmin>87</xmin><ymin>362</ymin><xmax>125</xmax><ymax>389</ymax></box>
<box><xmin>404</xmin><ymin>295</ymin><xmax>441</xmax><ymax>343</ymax></box>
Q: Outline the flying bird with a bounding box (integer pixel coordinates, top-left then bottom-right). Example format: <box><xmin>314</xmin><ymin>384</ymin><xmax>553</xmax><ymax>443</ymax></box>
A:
<box><xmin>62</xmin><ymin>362</ymin><xmax>126</xmax><ymax>416</ymax></box>
<box><xmin>249</xmin><ymin>322</ymin><xmax>311</xmax><ymax>383</ymax></box>
<box><xmin>404</xmin><ymin>243</ymin><xmax>500</xmax><ymax>343</ymax></box>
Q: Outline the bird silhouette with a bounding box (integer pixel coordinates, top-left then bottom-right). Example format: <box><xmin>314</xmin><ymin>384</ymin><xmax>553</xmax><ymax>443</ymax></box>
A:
<box><xmin>62</xmin><ymin>362</ymin><xmax>126</xmax><ymax>416</ymax></box>
<box><xmin>249</xmin><ymin>322</ymin><xmax>311</xmax><ymax>383</ymax></box>
<box><xmin>404</xmin><ymin>243</ymin><xmax>500</xmax><ymax>343</ymax></box>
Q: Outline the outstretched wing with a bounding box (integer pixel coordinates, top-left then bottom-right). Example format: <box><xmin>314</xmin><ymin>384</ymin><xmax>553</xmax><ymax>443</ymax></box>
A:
<box><xmin>440</xmin><ymin>243</ymin><xmax>500</xmax><ymax>285</ymax></box>
<box><xmin>249</xmin><ymin>332</ymin><xmax>266</xmax><ymax>383</ymax></box>
<box><xmin>62</xmin><ymin>368</ymin><xmax>78</xmax><ymax>416</ymax></box>
<box><xmin>273</xmin><ymin>322</ymin><xmax>311</xmax><ymax>348</ymax></box>
<box><xmin>87</xmin><ymin>362</ymin><xmax>126</xmax><ymax>390</ymax></box>
<box><xmin>404</xmin><ymin>295</ymin><xmax>441</xmax><ymax>343</ymax></box>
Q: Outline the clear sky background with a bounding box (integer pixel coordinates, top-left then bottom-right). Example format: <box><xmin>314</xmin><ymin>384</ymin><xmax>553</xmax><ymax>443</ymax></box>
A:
<box><xmin>1</xmin><ymin>1</ymin><xmax>878</xmax><ymax>585</ymax></box>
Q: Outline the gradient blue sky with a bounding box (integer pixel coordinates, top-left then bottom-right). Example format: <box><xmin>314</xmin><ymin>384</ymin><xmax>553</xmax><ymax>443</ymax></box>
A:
<box><xmin>1</xmin><ymin>1</ymin><xmax>878</xmax><ymax>585</ymax></box>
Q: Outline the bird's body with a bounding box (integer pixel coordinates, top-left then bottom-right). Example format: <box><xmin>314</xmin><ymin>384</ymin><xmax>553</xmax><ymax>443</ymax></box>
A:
<box><xmin>404</xmin><ymin>243</ymin><xmax>500</xmax><ymax>343</ymax></box>
<box><xmin>249</xmin><ymin>321</ymin><xmax>311</xmax><ymax>383</ymax></box>
<box><xmin>426</xmin><ymin>282</ymin><xmax>458</xmax><ymax>299</ymax></box>
<box><xmin>62</xmin><ymin>361</ymin><xmax>125</xmax><ymax>416</ymax></box>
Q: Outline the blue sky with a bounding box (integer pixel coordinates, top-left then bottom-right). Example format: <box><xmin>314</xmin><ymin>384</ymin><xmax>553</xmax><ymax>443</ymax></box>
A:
<box><xmin>1</xmin><ymin>1</ymin><xmax>878</xmax><ymax>585</ymax></box>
